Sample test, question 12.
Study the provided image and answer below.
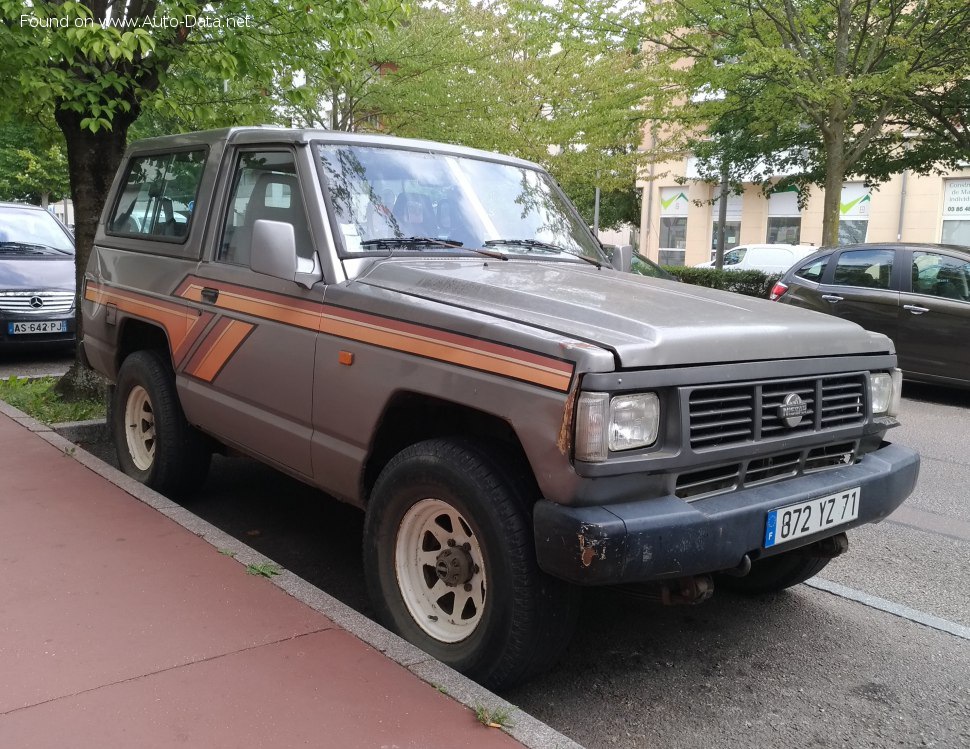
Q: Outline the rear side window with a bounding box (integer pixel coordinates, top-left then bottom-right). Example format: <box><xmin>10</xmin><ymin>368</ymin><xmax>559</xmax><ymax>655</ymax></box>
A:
<box><xmin>832</xmin><ymin>249</ymin><xmax>894</xmax><ymax>290</ymax></box>
<box><xmin>794</xmin><ymin>255</ymin><xmax>829</xmax><ymax>282</ymax></box>
<box><xmin>108</xmin><ymin>150</ymin><xmax>206</xmax><ymax>241</ymax></box>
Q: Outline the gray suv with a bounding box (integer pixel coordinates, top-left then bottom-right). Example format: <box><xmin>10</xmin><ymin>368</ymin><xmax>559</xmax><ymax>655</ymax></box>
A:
<box><xmin>81</xmin><ymin>128</ymin><xmax>919</xmax><ymax>688</ymax></box>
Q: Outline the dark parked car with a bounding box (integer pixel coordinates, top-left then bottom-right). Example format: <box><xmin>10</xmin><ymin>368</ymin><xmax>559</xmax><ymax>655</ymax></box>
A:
<box><xmin>0</xmin><ymin>202</ymin><xmax>76</xmax><ymax>349</ymax></box>
<box><xmin>772</xmin><ymin>242</ymin><xmax>970</xmax><ymax>388</ymax></box>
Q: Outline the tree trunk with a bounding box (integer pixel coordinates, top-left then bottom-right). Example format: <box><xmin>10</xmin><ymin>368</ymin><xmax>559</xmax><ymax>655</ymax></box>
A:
<box><xmin>53</xmin><ymin>109</ymin><xmax>131</xmax><ymax>400</ymax></box>
<box><xmin>820</xmin><ymin>130</ymin><xmax>847</xmax><ymax>247</ymax></box>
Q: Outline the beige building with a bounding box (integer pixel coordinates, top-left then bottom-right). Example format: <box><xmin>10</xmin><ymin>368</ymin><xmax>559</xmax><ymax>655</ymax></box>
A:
<box><xmin>637</xmin><ymin>159</ymin><xmax>970</xmax><ymax>266</ymax></box>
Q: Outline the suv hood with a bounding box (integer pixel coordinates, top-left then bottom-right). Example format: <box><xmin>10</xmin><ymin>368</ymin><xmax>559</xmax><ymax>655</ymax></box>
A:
<box><xmin>357</xmin><ymin>259</ymin><xmax>891</xmax><ymax>368</ymax></box>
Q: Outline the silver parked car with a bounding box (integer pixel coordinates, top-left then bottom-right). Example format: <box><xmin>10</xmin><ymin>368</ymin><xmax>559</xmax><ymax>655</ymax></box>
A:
<box><xmin>0</xmin><ymin>202</ymin><xmax>76</xmax><ymax>349</ymax></box>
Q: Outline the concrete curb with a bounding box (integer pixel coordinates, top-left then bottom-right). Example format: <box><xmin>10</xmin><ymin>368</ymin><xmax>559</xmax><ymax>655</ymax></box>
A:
<box><xmin>51</xmin><ymin>417</ymin><xmax>109</xmax><ymax>444</ymax></box>
<box><xmin>2</xmin><ymin>401</ymin><xmax>583</xmax><ymax>749</ymax></box>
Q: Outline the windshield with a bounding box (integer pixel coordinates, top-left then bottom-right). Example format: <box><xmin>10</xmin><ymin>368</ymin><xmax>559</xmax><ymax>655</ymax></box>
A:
<box><xmin>316</xmin><ymin>143</ymin><xmax>605</xmax><ymax>264</ymax></box>
<box><xmin>0</xmin><ymin>206</ymin><xmax>74</xmax><ymax>254</ymax></box>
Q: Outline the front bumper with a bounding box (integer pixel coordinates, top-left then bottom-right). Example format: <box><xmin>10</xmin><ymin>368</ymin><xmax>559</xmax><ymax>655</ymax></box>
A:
<box><xmin>534</xmin><ymin>442</ymin><xmax>919</xmax><ymax>585</ymax></box>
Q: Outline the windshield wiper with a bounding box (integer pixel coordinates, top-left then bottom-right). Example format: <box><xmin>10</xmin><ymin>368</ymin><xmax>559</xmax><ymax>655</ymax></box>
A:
<box><xmin>0</xmin><ymin>241</ymin><xmax>72</xmax><ymax>256</ymax></box>
<box><xmin>361</xmin><ymin>236</ymin><xmax>463</xmax><ymax>250</ymax></box>
<box><xmin>482</xmin><ymin>239</ymin><xmax>602</xmax><ymax>268</ymax></box>
<box><xmin>360</xmin><ymin>236</ymin><xmax>508</xmax><ymax>261</ymax></box>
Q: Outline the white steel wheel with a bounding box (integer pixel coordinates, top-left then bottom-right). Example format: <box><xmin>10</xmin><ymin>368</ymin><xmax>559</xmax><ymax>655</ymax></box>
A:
<box><xmin>394</xmin><ymin>497</ymin><xmax>487</xmax><ymax>643</ymax></box>
<box><xmin>124</xmin><ymin>384</ymin><xmax>155</xmax><ymax>471</ymax></box>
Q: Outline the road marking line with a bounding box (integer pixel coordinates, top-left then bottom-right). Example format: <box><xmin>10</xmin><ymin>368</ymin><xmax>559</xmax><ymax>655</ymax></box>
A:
<box><xmin>808</xmin><ymin>577</ymin><xmax>970</xmax><ymax>642</ymax></box>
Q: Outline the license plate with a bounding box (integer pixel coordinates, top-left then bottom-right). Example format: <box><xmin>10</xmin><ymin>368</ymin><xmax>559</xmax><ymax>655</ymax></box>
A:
<box><xmin>764</xmin><ymin>487</ymin><xmax>860</xmax><ymax>548</ymax></box>
<box><xmin>7</xmin><ymin>320</ymin><xmax>67</xmax><ymax>335</ymax></box>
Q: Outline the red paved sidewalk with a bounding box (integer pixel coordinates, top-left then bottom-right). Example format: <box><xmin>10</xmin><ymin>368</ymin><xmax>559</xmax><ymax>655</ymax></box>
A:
<box><xmin>0</xmin><ymin>411</ymin><xmax>523</xmax><ymax>748</ymax></box>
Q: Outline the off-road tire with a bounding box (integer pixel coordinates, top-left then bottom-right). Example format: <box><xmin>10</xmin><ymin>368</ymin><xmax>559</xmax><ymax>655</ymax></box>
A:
<box><xmin>113</xmin><ymin>349</ymin><xmax>210</xmax><ymax>497</ymax></box>
<box><xmin>716</xmin><ymin>551</ymin><xmax>831</xmax><ymax>595</ymax></box>
<box><xmin>363</xmin><ymin>438</ymin><xmax>580</xmax><ymax>690</ymax></box>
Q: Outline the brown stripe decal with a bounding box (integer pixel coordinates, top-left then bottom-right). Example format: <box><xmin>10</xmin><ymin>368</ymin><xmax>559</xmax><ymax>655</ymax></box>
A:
<box><xmin>175</xmin><ymin>276</ymin><xmax>574</xmax><ymax>392</ymax></box>
<box><xmin>184</xmin><ymin>318</ymin><xmax>255</xmax><ymax>382</ymax></box>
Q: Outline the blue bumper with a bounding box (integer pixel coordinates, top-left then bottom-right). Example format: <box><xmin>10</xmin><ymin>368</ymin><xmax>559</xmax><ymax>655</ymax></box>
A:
<box><xmin>534</xmin><ymin>442</ymin><xmax>920</xmax><ymax>585</ymax></box>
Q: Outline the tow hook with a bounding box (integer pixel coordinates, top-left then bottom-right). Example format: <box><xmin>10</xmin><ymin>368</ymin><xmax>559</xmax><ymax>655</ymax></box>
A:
<box><xmin>661</xmin><ymin>575</ymin><xmax>714</xmax><ymax>605</ymax></box>
<box><xmin>617</xmin><ymin>575</ymin><xmax>714</xmax><ymax>605</ymax></box>
<box><xmin>799</xmin><ymin>532</ymin><xmax>849</xmax><ymax>558</ymax></box>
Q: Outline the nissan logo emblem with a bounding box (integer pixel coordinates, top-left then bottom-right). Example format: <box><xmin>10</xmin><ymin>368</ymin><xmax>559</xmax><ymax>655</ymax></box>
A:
<box><xmin>777</xmin><ymin>393</ymin><xmax>808</xmax><ymax>428</ymax></box>
<box><xmin>29</xmin><ymin>296</ymin><xmax>44</xmax><ymax>309</ymax></box>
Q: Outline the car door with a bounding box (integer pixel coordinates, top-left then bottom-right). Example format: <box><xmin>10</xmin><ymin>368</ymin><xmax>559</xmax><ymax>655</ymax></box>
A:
<box><xmin>815</xmin><ymin>247</ymin><xmax>900</xmax><ymax>342</ymax></box>
<box><xmin>896</xmin><ymin>248</ymin><xmax>970</xmax><ymax>383</ymax></box>
<box><xmin>177</xmin><ymin>147</ymin><xmax>324</xmax><ymax>478</ymax></box>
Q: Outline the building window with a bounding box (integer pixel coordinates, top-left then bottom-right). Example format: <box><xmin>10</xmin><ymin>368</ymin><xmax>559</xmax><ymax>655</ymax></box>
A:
<box><xmin>767</xmin><ymin>217</ymin><xmax>801</xmax><ymax>244</ymax></box>
<box><xmin>659</xmin><ymin>186</ymin><xmax>689</xmax><ymax>263</ymax></box>
<box><xmin>942</xmin><ymin>179</ymin><xmax>970</xmax><ymax>245</ymax></box>
<box><xmin>766</xmin><ymin>186</ymin><xmax>801</xmax><ymax>244</ymax></box>
<box><xmin>660</xmin><ymin>217</ymin><xmax>687</xmax><ymax>250</ymax></box>
<box><xmin>838</xmin><ymin>221</ymin><xmax>868</xmax><ymax>244</ymax></box>
<box><xmin>658</xmin><ymin>248</ymin><xmax>686</xmax><ymax>266</ymax></box>
<box><xmin>709</xmin><ymin>190</ymin><xmax>742</xmax><ymax>260</ymax></box>
<box><xmin>710</xmin><ymin>221</ymin><xmax>740</xmax><ymax>258</ymax></box>
<box><xmin>838</xmin><ymin>183</ymin><xmax>870</xmax><ymax>244</ymax></box>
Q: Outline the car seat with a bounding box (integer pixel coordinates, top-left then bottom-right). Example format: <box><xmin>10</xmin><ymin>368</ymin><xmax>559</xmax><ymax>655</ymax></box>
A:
<box><xmin>227</xmin><ymin>173</ymin><xmax>312</xmax><ymax>266</ymax></box>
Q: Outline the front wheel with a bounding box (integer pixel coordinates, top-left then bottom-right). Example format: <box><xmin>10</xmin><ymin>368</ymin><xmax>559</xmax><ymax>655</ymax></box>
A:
<box><xmin>113</xmin><ymin>349</ymin><xmax>210</xmax><ymax>497</ymax></box>
<box><xmin>363</xmin><ymin>439</ymin><xmax>579</xmax><ymax>690</ymax></box>
<box><xmin>716</xmin><ymin>549</ymin><xmax>831</xmax><ymax>595</ymax></box>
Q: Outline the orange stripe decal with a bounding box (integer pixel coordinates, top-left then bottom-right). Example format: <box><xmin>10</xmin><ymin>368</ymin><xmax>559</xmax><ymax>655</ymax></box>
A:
<box><xmin>173</xmin><ymin>275</ymin><xmax>575</xmax><ymax>392</ymax></box>
<box><xmin>185</xmin><ymin>319</ymin><xmax>254</xmax><ymax>382</ymax></box>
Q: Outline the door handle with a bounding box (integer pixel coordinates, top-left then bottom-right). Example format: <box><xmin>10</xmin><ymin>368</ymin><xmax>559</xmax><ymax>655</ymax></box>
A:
<box><xmin>821</xmin><ymin>294</ymin><xmax>843</xmax><ymax>304</ymax></box>
<box><xmin>903</xmin><ymin>304</ymin><xmax>929</xmax><ymax>315</ymax></box>
<box><xmin>200</xmin><ymin>287</ymin><xmax>219</xmax><ymax>304</ymax></box>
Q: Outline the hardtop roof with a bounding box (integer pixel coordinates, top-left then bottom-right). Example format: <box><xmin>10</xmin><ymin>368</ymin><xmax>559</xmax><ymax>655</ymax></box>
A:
<box><xmin>124</xmin><ymin>127</ymin><xmax>542</xmax><ymax>171</ymax></box>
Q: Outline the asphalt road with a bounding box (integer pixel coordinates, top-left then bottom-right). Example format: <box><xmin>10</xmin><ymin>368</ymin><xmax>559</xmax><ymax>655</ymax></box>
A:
<box><xmin>0</xmin><ymin>350</ymin><xmax>73</xmax><ymax>379</ymax></box>
<box><xmin>73</xmin><ymin>380</ymin><xmax>970</xmax><ymax>749</ymax></box>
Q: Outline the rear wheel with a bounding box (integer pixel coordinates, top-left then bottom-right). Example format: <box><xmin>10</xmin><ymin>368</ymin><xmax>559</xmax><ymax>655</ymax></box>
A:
<box><xmin>716</xmin><ymin>550</ymin><xmax>831</xmax><ymax>595</ymax></box>
<box><xmin>113</xmin><ymin>350</ymin><xmax>210</xmax><ymax>496</ymax></box>
<box><xmin>363</xmin><ymin>438</ymin><xmax>579</xmax><ymax>690</ymax></box>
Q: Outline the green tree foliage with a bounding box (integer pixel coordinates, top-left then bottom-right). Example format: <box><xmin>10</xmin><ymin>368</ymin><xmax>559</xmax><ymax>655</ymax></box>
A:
<box><xmin>0</xmin><ymin>0</ymin><xmax>405</xmax><ymax>389</ymax></box>
<box><xmin>629</xmin><ymin>0</ymin><xmax>970</xmax><ymax>244</ymax></box>
<box><xmin>286</xmin><ymin>1</ymin><xmax>650</xmax><ymax>229</ymax></box>
<box><xmin>0</xmin><ymin>118</ymin><xmax>70</xmax><ymax>206</ymax></box>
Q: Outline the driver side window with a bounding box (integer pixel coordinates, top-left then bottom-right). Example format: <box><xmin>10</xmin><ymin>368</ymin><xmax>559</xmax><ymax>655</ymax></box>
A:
<box><xmin>218</xmin><ymin>150</ymin><xmax>313</xmax><ymax>266</ymax></box>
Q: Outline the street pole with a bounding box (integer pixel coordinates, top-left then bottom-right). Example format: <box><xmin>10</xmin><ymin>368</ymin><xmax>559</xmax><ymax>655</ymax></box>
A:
<box><xmin>715</xmin><ymin>160</ymin><xmax>729</xmax><ymax>270</ymax></box>
<box><xmin>593</xmin><ymin>171</ymin><xmax>600</xmax><ymax>238</ymax></box>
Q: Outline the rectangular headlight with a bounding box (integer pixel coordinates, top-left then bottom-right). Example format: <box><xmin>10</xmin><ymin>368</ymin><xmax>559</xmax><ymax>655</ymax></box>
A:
<box><xmin>609</xmin><ymin>393</ymin><xmax>661</xmax><ymax>451</ymax></box>
<box><xmin>575</xmin><ymin>392</ymin><xmax>661</xmax><ymax>462</ymax></box>
<box><xmin>870</xmin><ymin>369</ymin><xmax>902</xmax><ymax>416</ymax></box>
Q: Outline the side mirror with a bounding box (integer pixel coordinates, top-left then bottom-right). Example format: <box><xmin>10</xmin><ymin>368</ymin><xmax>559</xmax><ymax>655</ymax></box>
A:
<box><xmin>607</xmin><ymin>244</ymin><xmax>633</xmax><ymax>273</ymax></box>
<box><xmin>251</xmin><ymin>219</ymin><xmax>297</xmax><ymax>281</ymax></box>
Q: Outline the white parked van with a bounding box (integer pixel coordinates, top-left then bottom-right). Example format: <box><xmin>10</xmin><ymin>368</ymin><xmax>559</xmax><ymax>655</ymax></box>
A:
<box><xmin>695</xmin><ymin>243</ymin><xmax>817</xmax><ymax>274</ymax></box>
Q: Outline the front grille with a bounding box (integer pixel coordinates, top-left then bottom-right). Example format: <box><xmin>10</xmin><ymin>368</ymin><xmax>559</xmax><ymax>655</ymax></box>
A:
<box><xmin>675</xmin><ymin>442</ymin><xmax>858</xmax><ymax>500</ymax></box>
<box><xmin>688</xmin><ymin>374</ymin><xmax>867</xmax><ymax>449</ymax></box>
<box><xmin>0</xmin><ymin>291</ymin><xmax>74</xmax><ymax>314</ymax></box>
<box><xmin>688</xmin><ymin>387</ymin><xmax>754</xmax><ymax>447</ymax></box>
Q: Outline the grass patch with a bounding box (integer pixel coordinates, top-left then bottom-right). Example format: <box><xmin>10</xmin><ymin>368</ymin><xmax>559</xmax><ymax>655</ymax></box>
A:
<box><xmin>246</xmin><ymin>562</ymin><xmax>282</xmax><ymax>578</ymax></box>
<box><xmin>0</xmin><ymin>376</ymin><xmax>106</xmax><ymax>424</ymax></box>
<box><xmin>475</xmin><ymin>705</ymin><xmax>514</xmax><ymax>729</ymax></box>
